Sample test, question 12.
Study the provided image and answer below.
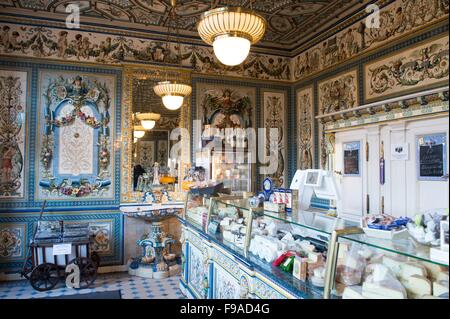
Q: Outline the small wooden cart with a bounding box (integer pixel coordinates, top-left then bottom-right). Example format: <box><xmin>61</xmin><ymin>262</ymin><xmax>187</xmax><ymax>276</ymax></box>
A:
<box><xmin>20</xmin><ymin>202</ymin><xmax>99</xmax><ymax>292</ymax></box>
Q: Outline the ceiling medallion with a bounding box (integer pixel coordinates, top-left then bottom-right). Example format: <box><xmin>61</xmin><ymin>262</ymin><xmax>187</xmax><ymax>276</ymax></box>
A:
<box><xmin>197</xmin><ymin>5</ymin><xmax>266</xmax><ymax>66</ymax></box>
<box><xmin>153</xmin><ymin>0</ymin><xmax>192</xmax><ymax>111</ymax></box>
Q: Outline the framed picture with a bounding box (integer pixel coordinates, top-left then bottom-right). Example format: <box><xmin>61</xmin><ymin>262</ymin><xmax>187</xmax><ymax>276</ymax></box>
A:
<box><xmin>416</xmin><ymin>133</ymin><xmax>447</xmax><ymax>181</ymax></box>
<box><xmin>343</xmin><ymin>141</ymin><xmax>361</xmax><ymax>176</ymax></box>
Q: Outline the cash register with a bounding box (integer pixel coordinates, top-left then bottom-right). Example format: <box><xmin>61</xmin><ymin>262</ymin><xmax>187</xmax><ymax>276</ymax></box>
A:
<box><xmin>289</xmin><ymin>169</ymin><xmax>346</xmax><ymax>242</ymax></box>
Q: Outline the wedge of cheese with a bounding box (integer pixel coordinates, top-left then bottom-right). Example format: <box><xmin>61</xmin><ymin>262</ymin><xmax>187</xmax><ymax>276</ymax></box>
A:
<box><xmin>420</xmin><ymin>262</ymin><xmax>448</xmax><ymax>281</ymax></box>
<box><xmin>436</xmin><ymin>272</ymin><xmax>449</xmax><ymax>282</ymax></box>
<box><xmin>401</xmin><ymin>275</ymin><xmax>432</xmax><ymax>298</ymax></box>
<box><xmin>343</xmin><ymin>286</ymin><xmax>367</xmax><ymax>299</ymax></box>
<box><xmin>382</xmin><ymin>255</ymin><xmax>405</xmax><ymax>276</ymax></box>
<box><xmin>433</xmin><ymin>280</ymin><xmax>449</xmax><ymax>297</ymax></box>
<box><xmin>362</xmin><ymin>281</ymin><xmax>407</xmax><ymax>299</ymax></box>
<box><xmin>399</xmin><ymin>262</ymin><xmax>427</xmax><ymax>280</ymax></box>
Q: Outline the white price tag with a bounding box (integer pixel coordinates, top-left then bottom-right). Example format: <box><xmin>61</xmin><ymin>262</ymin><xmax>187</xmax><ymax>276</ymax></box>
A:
<box><xmin>53</xmin><ymin>243</ymin><xmax>72</xmax><ymax>255</ymax></box>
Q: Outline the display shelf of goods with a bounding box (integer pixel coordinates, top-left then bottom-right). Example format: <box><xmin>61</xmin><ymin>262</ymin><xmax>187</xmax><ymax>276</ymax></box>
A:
<box><xmin>336</xmin><ymin>234</ymin><xmax>449</xmax><ymax>299</ymax></box>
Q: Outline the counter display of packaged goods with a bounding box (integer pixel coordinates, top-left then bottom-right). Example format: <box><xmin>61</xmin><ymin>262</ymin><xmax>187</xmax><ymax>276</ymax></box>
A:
<box><xmin>181</xmin><ymin>192</ymin><xmax>449</xmax><ymax>299</ymax></box>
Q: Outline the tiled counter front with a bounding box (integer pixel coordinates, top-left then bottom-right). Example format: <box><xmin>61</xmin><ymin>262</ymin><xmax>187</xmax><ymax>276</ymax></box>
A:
<box><xmin>179</xmin><ymin>222</ymin><xmax>299</xmax><ymax>300</ymax></box>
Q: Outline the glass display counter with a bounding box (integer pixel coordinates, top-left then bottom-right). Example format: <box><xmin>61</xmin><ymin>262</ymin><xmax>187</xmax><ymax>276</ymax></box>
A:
<box><xmin>331</xmin><ymin>232</ymin><xmax>449</xmax><ymax>299</ymax></box>
<box><xmin>181</xmin><ymin>194</ymin><xmax>449</xmax><ymax>299</ymax></box>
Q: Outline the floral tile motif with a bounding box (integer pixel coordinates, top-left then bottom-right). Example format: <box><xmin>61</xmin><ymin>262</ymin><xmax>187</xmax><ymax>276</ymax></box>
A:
<box><xmin>0</xmin><ymin>226</ymin><xmax>23</xmax><ymax>259</ymax></box>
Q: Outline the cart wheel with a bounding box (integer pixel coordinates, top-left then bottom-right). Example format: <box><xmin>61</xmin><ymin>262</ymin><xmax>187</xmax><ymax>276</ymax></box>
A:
<box><xmin>30</xmin><ymin>263</ymin><xmax>60</xmax><ymax>292</ymax></box>
<box><xmin>90</xmin><ymin>251</ymin><xmax>101</xmax><ymax>269</ymax></box>
<box><xmin>67</xmin><ymin>257</ymin><xmax>97</xmax><ymax>289</ymax></box>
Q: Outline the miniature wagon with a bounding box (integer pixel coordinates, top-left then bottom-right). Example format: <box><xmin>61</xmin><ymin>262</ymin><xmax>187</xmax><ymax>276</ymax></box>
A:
<box><xmin>20</xmin><ymin>203</ymin><xmax>100</xmax><ymax>292</ymax></box>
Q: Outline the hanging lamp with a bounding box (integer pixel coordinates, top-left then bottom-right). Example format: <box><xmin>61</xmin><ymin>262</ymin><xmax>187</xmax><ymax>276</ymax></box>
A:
<box><xmin>197</xmin><ymin>1</ymin><xmax>266</xmax><ymax>66</ymax></box>
<box><xmin>133</xmin><ymin>125</ymin><xmax>146</xmax><ymax>139</ymax></box>
<box><xmin>154</xmin><ymin>0</ymin><xmax>192</xmax><ymax>111</ymax></box>
<box><xmin>136</xmin><ymin>112</ymin><xmax>161</xmax><ymax>130</ymax></box>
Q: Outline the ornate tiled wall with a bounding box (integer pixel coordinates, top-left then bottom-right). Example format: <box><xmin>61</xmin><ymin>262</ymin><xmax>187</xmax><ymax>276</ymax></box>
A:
<box><xmin>293</xmin><ymin>23</ymin><xmax>449</xmax><ymax>173</ymax></box>
<box><xmin>0</xmin><ymin>59</ymin><xmax>124</xmax><ymax>272</ymax></box>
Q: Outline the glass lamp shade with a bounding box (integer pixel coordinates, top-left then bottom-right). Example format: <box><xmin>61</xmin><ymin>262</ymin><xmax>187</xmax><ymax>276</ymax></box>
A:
<box><xmin>162</xmin><ymin>95</ymin><xmax>184</xmax><ymax>110</ymax></box>
<box><xmin>213</xmin><ymin>35</ymin><xmax>251</xmax><ymax>66</ymax></box>
<box><xmin>198</xmin><ymin>7</ymin><xmax>266</xmax><ymax>66</ymax></box>
<box><xmin>134</xmin><ymin>127</ymin><xmax>146</xmax><ymax>139</ymax></box>
<box><xmin>141</xmin><ymin>120</ymin><xmax>156</xmax><ymax>130</ymax></box>
<box><xmin>154</xmin><ymin>81</ymin><xmax>192</xmax><ymax>111</ymax></box>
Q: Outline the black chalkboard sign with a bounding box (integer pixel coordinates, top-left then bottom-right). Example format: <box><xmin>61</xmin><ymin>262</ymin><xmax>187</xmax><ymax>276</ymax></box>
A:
<box><xmin>419</xmin><ymin>143</ymin><xmax>444</xmax><ymax>177</ymax></box>
<box><xmin>417</xmin><ymin>134</ymin><xmax>446</xmax><ymax>180</ymax></box>
<box><xmin>344</xmin><ymin>142</ymin><xmax>360</xmax><ymax>176</ymax></box>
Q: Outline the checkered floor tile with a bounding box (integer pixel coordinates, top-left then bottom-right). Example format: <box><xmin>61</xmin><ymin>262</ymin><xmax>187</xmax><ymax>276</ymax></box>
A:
<box><xmin>0</xmin><ymin>272</ymin><xmax>185</xmax><ymax>299</ymax></box>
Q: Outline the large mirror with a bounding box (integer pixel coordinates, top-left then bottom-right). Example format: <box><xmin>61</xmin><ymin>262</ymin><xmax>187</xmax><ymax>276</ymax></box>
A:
<box><xmin>121</xmin><ymin>65</ymin><xmax>191</xmax><ymax>201</ymax></box>
<box><xmin>132</xmin><ymin>78</ymin><xmax>180</xmax><ymax>192</ymax></box>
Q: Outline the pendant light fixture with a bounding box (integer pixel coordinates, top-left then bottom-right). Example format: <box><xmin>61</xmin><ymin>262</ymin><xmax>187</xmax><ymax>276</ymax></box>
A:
<box><xmin>133</xmin><ymin>125</ymin><xmax>146</xmax><ymax>139</ymax></box>
<box><xmin>136</xmin><ymin>112</ymin><xmax>161</xmax><ymax>130</ymax></box>
<box><xmin>197</xmin><ymin>1</ymin><xmax>266</xmax><ymax>66</ymax></box>
<box><xmin>154</xmin><ymin>0</ymin><xmax>192</xmax><ymax>111</ymax></box>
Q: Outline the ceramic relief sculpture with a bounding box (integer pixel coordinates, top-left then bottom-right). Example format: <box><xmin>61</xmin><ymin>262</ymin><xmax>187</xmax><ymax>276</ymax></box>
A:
<box><xmin>0</xmin><ymin>226</ymin><xmax>23</xmax><ymax>259</ymax></box>
<box><xmin>293</xmin><ymin>0</ymin><xmax>449</xmax><ymax>81</ymax></box>
<box><xmin>365</xmin><ymin>34</ymin><xmax>449</xmax><ymax>101</ymax></box>
<box><xmin>199</xmin><ymin>84</ymin><xmax>255</xmax><ymax>133</ymax></box>
<box><xmin>296</xmin><ymin>87</ymin><xmax>314</xmax><ymax>170</ymax></box>
<box><xmin>263</xmin><ymin>91</ymin><xmax>286</xmax><ymax>187</ymax></box>
<box><xmin>0</xmin><ymin>24</ymin><xmax>290</xmax><ymax>82</ymax></box>
<box><xmin>37</xmin><ymin>71</ymin><xmax>115</xmax><ymax>199</ymax></box>
<box><xmin>0</xmin><ymin>70</ymin><xmax>27</xmax><ymax>199</ymax></box>
<box><xmin>318</xmin><ymin>70</ymin><xmax>358</xmax><ymax>116</ymax></box>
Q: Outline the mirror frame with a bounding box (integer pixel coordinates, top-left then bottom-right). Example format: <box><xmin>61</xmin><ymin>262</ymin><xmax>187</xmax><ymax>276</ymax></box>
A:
<box><xmin>121</xmin><ymin>64</ymin><xmax>192</xmax><ymax>202</ymax></box>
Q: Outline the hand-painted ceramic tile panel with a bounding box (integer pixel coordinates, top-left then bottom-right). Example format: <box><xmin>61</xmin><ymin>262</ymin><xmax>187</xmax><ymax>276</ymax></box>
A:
<box><xmin>0</xmin><ymin>23</ymin><xmax>291</xmax><ymax>82</ymax></box>
<box><xmin>293</xmin><ymin>0</ymin><xmax>449</xmax><ymax>81</ymax></box>
<box><xmin>0</xmin><ymin>69</ymin><xmax>27</xmax><ymax>199</ymax></box>
<box><xmin>262</xmin><ymin>91</ymin><xmax>287</xmax><ymax>187</ymax></box>
<box><xmin>365</xmin><ymin>34</ymin><xmax>449</xmax><ymax>101</ymax></box>
<box><xmin>296</xmin><ymin>86</ymin><xmax>314</xmax><ymax>170</ymax></box>
<box><xmin>36</xmin><ymin>70</ymin><xmax>116</xmax><ymax>200</ymax></box>
<box><xmin>318</xmin><ymin>69</ymin><xmax>358</xmax><ymax>116</ymax></box>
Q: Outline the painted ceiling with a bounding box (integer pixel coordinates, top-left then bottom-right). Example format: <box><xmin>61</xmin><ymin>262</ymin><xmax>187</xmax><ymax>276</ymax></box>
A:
<box><xmin>0</xmin><ymin>0</ymin><xmax>373</xmax><ymax>53</ymax></box>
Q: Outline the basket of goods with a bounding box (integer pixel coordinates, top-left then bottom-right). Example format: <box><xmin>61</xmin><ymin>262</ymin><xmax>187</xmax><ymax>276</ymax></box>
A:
<box><xmin>407</xmin><ymin>209</ymin><xmax>448</xmax><ymax>247</ymax></box>
<box><xmin>361</xmin><ymin>214</ymin><xmax>411</xmax><ymax>240</ymax></box>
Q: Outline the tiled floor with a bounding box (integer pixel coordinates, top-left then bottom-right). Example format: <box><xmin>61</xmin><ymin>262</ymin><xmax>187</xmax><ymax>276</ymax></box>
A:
<box><xmin>0</xmin><ymin>272</ymin><xmax>186</xmax><ymax>299</ymax></box>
